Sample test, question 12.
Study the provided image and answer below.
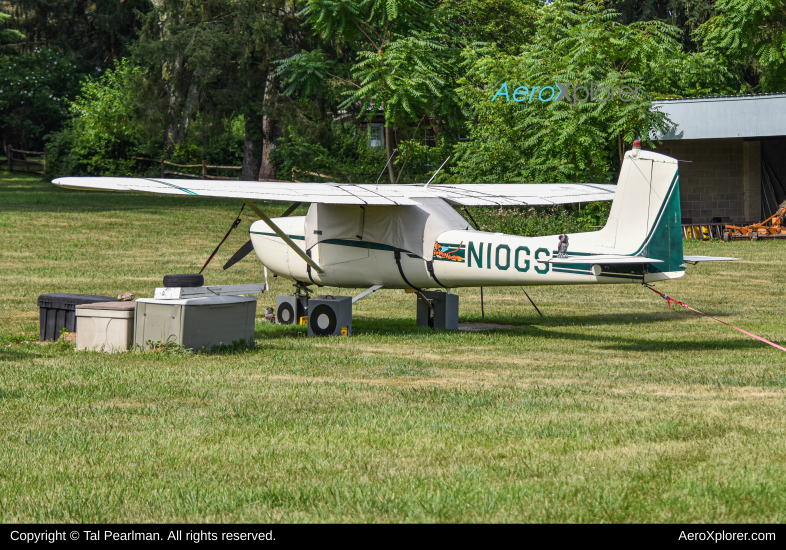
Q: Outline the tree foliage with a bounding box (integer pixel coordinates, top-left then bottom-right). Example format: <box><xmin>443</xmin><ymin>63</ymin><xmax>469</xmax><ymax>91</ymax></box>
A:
<box><xmin>281</xmin><ymin>0</ymin><xmax>462</xmax><ymax>130</ymax></box>
<box><xmin>608</xmin><ymin>0</ymin><xmax>718</xmax><ymax>51</ymax></box>
<box><xmin>0</xmin><ymin>47</ymin><xmax>82</xmax><ymax>150</ymax></box>
<box><xmin>5</xmin><ymin>0</ymin><xmax>151</xmax><ymax>67</ymax></box>
<box><xmin>452</xmin><ymin>1</ymin><xmax>729</xmax><ymax>183</ymax></box>
<box><xmin>0</xmin><ymin>0</ymin><xmax>779</xmax><ymax>187</ymax></box>
<box><xmin>695</xmin><ymin>0</ymin><xmax>786</xmax><ymax>91</ymax></box>
<box><xmin>0</xmin><ymin>12</ymin><xmax>25</xmax><ymax>48</ymax></box>
<box><xmin>45</xmin><ymin>59</ymin><xmax>150</xmax><ymax>177</ymax></box>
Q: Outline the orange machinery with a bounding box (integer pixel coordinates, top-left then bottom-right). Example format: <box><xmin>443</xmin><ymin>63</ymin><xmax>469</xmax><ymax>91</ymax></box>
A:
<box><xmin>726</xmin><ymin>203</ymin><xmax>786</xmax><ymax>241</ymax></box>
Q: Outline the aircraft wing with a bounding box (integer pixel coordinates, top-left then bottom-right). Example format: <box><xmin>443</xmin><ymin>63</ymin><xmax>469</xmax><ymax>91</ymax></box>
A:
<box><xmin>52</xmin><ymin>177</ymin><xmax>615</xmax><ymax>207</ymax></box>
<box><xmin>545</xmin><ymin>255</ymin><xmax>663</xmax><ymax>264</ymax></box>
<box><xmin>52</xmin><ymin>177</ymin><xmax>421</xmax><ymax>206</ymax></box>
<box><xmin>422</xmin><ymin>183</ymin><xmax>617</xmax><ymax>206</ymax></box>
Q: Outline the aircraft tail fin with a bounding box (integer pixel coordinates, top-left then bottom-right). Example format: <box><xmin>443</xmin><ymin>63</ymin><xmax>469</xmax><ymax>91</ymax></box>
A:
<box><xmin>597</xmin><ymin>149</ymin><xmax>684</xmax><ymax>273</ymax></box>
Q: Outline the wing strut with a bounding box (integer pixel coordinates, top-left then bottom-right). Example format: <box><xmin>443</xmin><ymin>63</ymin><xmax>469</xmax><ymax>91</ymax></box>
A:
<box><xmin>242</xmin><ymin>199</ymin><xmax>325</xmax><ymax>274</ymax></box>
<box><xmin>352</xmin><ymin>284</ymin><xmax>384</xmax><ymax>304</ymax></box>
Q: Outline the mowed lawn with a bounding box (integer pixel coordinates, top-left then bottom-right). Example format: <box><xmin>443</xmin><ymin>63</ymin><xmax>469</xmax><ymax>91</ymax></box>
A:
<box><xmin>1</xmin><ymin>171</ymin><xmax>785</xmax><ymax>523</ymax></box>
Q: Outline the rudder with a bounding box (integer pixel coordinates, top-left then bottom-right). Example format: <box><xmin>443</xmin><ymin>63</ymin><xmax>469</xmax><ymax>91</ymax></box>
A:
<box><xmin>597</xmin><ymin>150</ymin><xmax>683</xmax><ymax>271</ymax></box>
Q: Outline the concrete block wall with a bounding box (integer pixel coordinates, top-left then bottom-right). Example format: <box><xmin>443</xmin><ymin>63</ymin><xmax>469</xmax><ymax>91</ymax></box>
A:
<box><xmin>743</xmin><ymin>140</ymin><xmax>762</xmax><ymax>222</ymax></box>
<box><xmin>654</xmin><ymin>137</ymin><xmax>755</xmax><ymax>224</ymax></box>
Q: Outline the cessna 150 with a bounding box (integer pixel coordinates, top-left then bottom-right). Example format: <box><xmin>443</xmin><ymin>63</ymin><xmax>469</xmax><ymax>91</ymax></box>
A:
<box><xmin>53</xmin><ymin>145</ymin><xmax>735</xmax><ymax>330</ymax></box>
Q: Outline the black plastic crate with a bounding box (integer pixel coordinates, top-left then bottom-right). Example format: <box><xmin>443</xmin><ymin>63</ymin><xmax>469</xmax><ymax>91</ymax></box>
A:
<box><xmin>38</xmin><ymin>293</ymin><xmax>117</xmax><ymax>341</ymax></box>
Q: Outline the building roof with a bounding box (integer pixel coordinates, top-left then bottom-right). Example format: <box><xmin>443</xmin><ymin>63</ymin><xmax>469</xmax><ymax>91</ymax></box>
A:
<box><xmin>652</xmin><ymin>92</ymin><xmax>786</xmax><ymax>140</ymax></box>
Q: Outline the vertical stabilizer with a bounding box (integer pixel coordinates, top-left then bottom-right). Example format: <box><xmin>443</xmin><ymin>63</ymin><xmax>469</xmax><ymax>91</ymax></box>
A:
<box><xmin>595</xmin><ymin>149</ymin><xmax>683</xmax><ymax>271</ymax></box>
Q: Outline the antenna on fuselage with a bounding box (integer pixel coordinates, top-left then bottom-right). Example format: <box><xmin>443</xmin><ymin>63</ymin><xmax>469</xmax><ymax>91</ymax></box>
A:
<box><xmin>423</xmin><ymin>156</ymin><xmax>450</xmax><ymax>187</ymax></box>
<box><xmin>375</xmin><ymin>148</ymin><xmax>398</xmax><ymax>190</ymax></box>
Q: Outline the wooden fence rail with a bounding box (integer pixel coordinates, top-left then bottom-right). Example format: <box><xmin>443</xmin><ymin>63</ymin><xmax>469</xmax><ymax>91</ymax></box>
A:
<box><xmin>134</xmin><ymin>157</ymin><xmax>243</xmax><ymax>180</ymax></box>
<box><xmin>0</xmin><ymin>151</ymin><xmax>336</xmax><ymax>182</ymax></box>
<box><xmin>132</xmin><ymin>158</ymin><xmax>333</xmax><ymax>183</ymax></box>
<box><xmin>1</xmin><ymin>145</ymin><xmax>45</xmax><ymax>175</ymax></box>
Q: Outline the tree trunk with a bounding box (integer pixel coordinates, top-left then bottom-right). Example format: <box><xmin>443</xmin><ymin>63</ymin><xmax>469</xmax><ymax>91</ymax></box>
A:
<box><xmin>164</xmin><ymin>51</ymin><xmax>185</xmax><ymax>153</ymax></box>
<box><xmin>258</xmin><ymin>114</ymin><xmax>277</xmax><ymax>180</ymax></box>
<box><xmin>385</xmin><ymin>125</ymin><xmax>395</xmax><ymax>184</ymax></box>
<box><xmin>258</xmin><ymin>68</ymin><xmax>278</xmax><ymax>181</ymax></box>
<box><xmin>154</xmin><ymin>2</ymin><xmax>188</xmax><ymax>154</ymax></box>
<box><xmin>431</xmin><ymin>118</ymin><xmax>444</xmax><ymax>147</ymax></box>
<box><xmin>178</xmin><ymin>77</ymin><xmax>199</xmax><ymax>145</ymax></box>
<box><xmin>242</xmin><ymin>113</ymin><xmax>263</xmax><ymax>181</ymax></box>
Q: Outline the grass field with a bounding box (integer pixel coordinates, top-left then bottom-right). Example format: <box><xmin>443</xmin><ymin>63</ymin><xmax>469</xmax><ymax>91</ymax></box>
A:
<box><xmin>1</xmin><ymin>171</ymin><xmax>785</xmax><ymax>523</ymax></box>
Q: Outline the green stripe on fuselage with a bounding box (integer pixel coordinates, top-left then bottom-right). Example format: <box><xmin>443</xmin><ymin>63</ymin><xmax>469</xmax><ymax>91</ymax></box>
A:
<box><xmin>250</xmin><ymin>231</ymin><xmax>305</xmax><ymax>240</ymax></box>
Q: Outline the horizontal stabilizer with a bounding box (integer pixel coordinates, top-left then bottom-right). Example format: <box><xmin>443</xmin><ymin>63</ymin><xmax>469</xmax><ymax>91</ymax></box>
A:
<box><xmin>683</xmin><ymin>255</ymin><xmax>740</xmax><ymax>263</ymax></box>
<box><xmin>546</xmin><ymin>255</ymin><xmax>663</xmax><ymax>264</ymax></box>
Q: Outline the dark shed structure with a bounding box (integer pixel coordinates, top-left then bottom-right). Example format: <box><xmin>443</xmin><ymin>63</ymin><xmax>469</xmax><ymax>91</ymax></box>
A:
<box><xmin>652</xmin><ymin>93</ymin><xmax>786</xmax><ymax>224</ymax></box>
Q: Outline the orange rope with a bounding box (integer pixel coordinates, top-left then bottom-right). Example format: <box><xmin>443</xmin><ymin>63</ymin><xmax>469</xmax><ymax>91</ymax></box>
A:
<box><xmin>645</xmin><ymin>285</ymin><xmax>786</xmax><ymax>352</ymax></box>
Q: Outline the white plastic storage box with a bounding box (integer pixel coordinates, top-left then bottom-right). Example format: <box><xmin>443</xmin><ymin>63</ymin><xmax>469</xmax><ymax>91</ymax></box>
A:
<box><xmin>134</xmin><ymin>295</ymin><xmax>256</xmax><ymax>351</ymax></box>
<box><xmin>75</xmin><ymin>301</ymin><xmax>136</xmax><ymax>352</ymax></box>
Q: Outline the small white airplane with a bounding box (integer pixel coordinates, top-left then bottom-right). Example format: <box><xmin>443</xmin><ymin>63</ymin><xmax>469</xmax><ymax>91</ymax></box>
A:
<box><xmin>53</xmin><ymin>144</ymin><xmax>736</xmax><ymax>326</ymax></box>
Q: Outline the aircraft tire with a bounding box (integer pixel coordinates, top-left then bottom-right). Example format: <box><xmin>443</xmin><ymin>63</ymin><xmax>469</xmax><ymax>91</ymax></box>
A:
<box><xmin>163</xmin><ymin>274</ymin><xmax>204</xmax><ymax>288</ymax></box>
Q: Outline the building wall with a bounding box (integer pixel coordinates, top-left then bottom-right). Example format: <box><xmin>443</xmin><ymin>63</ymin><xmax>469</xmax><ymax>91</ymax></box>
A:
<box><xmin>654</xmin><ymin>138</ymin><xmax>755</xmax><ymax>224</ymax></box>
<box><xmin>743</xmin><ymin>140</ymin><xmax>762</xmax><ymax>222</ymax></box>
<box><xmin>761</xmin><ymin>139</ymin><xmax>786</xmax><ymax>207</ymax></box>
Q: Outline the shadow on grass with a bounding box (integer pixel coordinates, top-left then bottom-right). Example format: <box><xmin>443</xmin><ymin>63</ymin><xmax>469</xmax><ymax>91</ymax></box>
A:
<box><xmin>509</xmin><ymin>325</ymin><xmax>776</xmax><ymax>352</ymax></box>
<box><xmin>255</xmin><ymin>314</ymin><xmax>781</xmax><ymax>353</ymax></box>
<box><xmin>0</xmin><ymin>349</ymin><xmax>33</xmax><ymax>362</ymax></box>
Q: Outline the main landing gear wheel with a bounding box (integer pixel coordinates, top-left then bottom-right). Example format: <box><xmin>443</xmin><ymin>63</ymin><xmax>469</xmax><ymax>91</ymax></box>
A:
<box><xmin>163</xmin><ymin>274</ymin><xmax>204</xmax><ymax>288</ymax></box>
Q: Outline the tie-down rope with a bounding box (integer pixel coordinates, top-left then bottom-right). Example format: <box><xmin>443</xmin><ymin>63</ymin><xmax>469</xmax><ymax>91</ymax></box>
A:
<box><xmin>644</xmin><ymin>284</ymin><xmax>785</xmax><ymax>352</ymax></box>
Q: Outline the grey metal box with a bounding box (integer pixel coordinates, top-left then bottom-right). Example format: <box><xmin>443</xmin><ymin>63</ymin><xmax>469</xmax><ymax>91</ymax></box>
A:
<box><xmin>276</xmin><ymin>294</ymin><xmax>308</xmax><ymax>325</ymax></box>
<box><xmin>416</xmin><ymin>290</ymin><xmax>459</xmax><ymax>330</ymax></box>
<box><xmin>134</xmin><ymin>295</ymin><xmax>256</xmax><ymax>350</ymax></box>
<box><xmin>307</xmin><ymin>295</ymin><xmax>352</xmax><ymax>337</ymax></box>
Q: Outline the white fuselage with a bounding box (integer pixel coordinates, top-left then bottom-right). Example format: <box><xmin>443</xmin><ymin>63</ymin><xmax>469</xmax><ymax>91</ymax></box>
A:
<box><xmin>249</xmin><ymin>217</ymin><xmax>682</xmax><ymax>289</ymax></box>
<box><xmin>250</xmin><ymin>149</ymin><xmax>686</xmax><ymax>290</ymax></box>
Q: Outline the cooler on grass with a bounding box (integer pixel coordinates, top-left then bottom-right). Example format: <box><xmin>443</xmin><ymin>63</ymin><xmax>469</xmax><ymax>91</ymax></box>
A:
<box><xmin>133</xmin><ymin>295</ymin><xmax>256</xmax><ymax>351</ymax></box>
<box><xmin>75</xmin><ymin>301</ymin><xmax>136</xmax><ymax>352</ymax></box>
<box><xmin>37</xmin><ymin>293</ymin><xmax>117</xmax><ymax>341</ymax></box>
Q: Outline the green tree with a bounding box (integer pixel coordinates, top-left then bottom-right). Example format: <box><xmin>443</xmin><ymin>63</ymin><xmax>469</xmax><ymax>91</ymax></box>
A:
<box><xmin>280</xmin><ymin>0</ymin><xmax>465</xmax><ymax>182</ymax></box>
<box><xmin>45</xmin><ymin>59</ymin><xmax>152</xmax><ymax>177</ymax></box>
<box><xmin>608</xmin><ymin>0</ymin><xmax>718</xmax><ymax>51</ymax></box>
<box><xmin>441</xmin><ymin>0</ymin><xmax>540</xmax><ymax>54</ymax></box>
<box><xmin>132</xmin><ymin>0</ymin><xmax>298</xmax><ymax>178</ymax></box>
<box><xmin>5</xmin><ymin>0</ymin><xmax>151</xmax><ymax>68</ymax></box>
<box><xmin>453</xmin><ymin>1</ymin><xmax>729</xmax><ymax>184</ymax></box>
<box><xmin>695</xmin><ymin>0</ymin><xmax>786</xmax><ymax>91</ymax></box>
<box><xmin>0</xmin><ymin>48</ymin><xmax>82</xmax><ymax>150</ymax></box>
<box><xmin>0</xmin><ymin>12</ymin><xmax>25</xmax><ymax>49</ymax></box>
